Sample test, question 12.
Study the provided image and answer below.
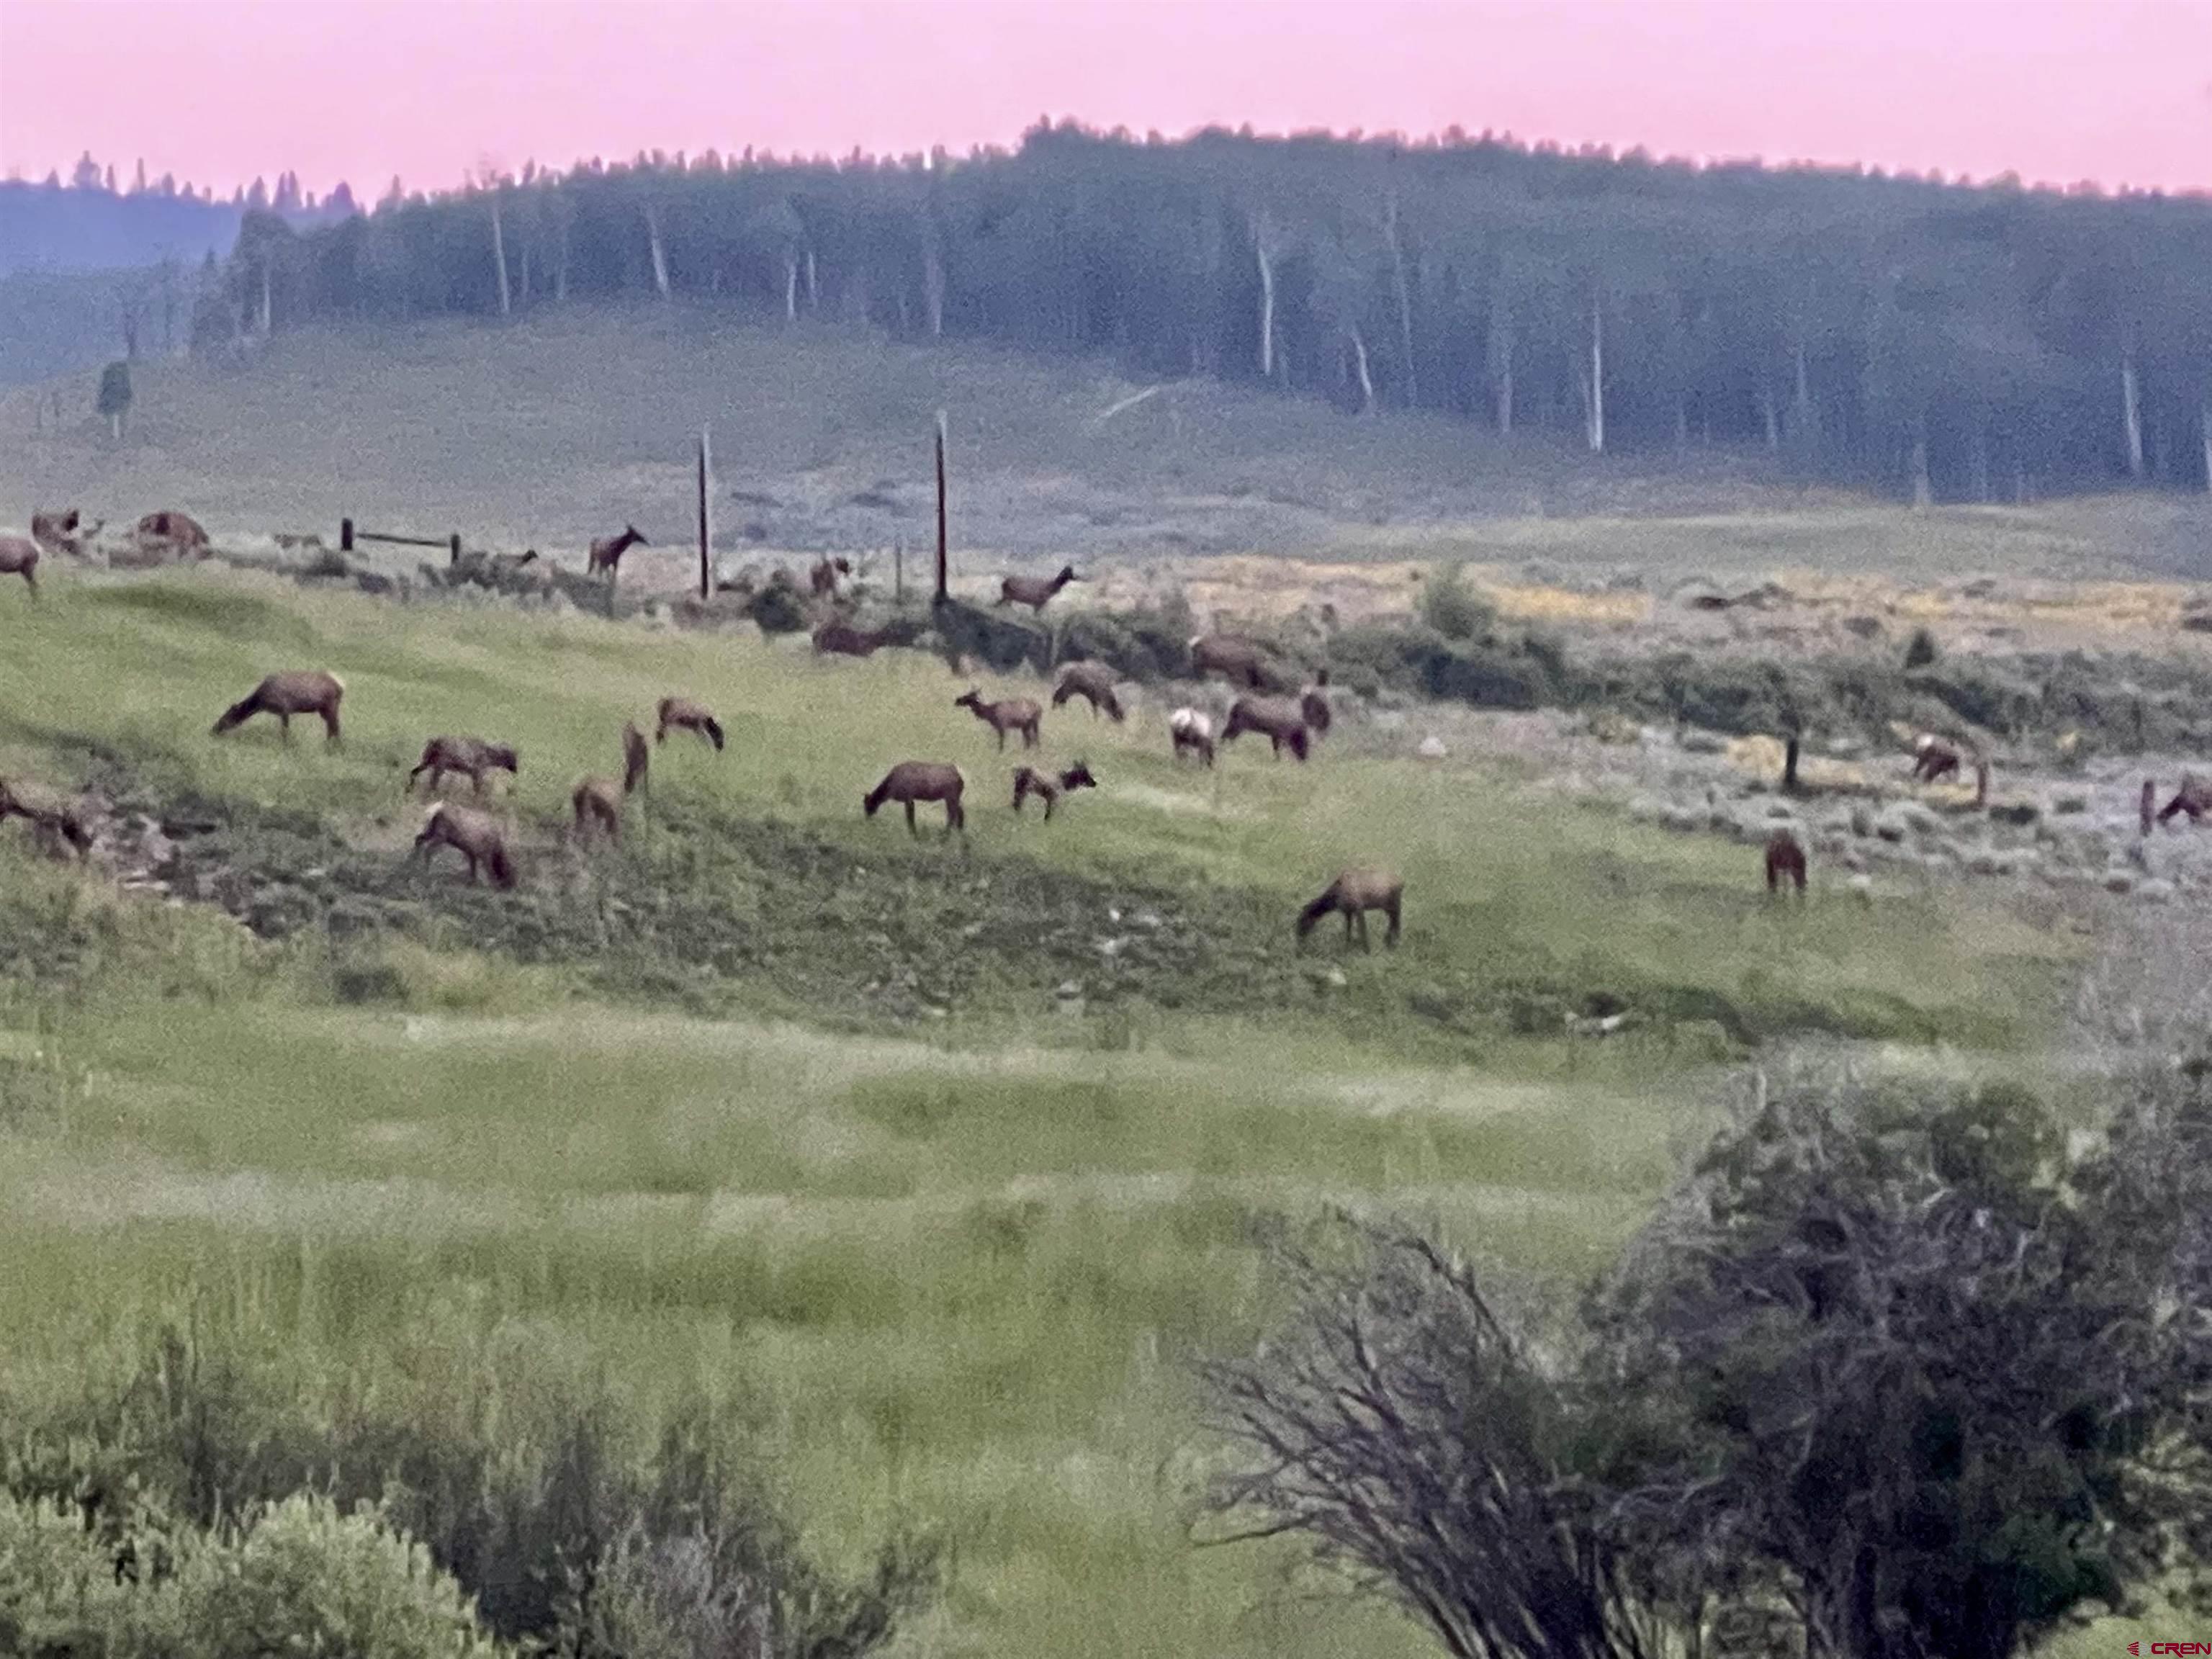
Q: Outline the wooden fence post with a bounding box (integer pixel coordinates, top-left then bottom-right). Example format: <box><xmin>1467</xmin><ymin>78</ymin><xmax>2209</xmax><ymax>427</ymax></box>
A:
<box><xmin>1782</xmin><ymin>735</ymin><xmax>1800</xmax><ymax>794</ymax></box>
<box><xmin>340</xmin><ymin>518</ymin><xmax>354</xmax><ymax>553</ymax></box>
<box><xmin>697</xmin><ymin>429</ymin><xmax>711</xmax><ymax>601</ymax></box>
<box><xmin>933</xmin><ymin>410</ymin><xmax>949</xmax><ymax>606</ymax></box>
<box><xmin>894</xmin><ymin>537</ymin><xmax>904</xmax><ymax>604</ymax></box>
<box><xmin>449</xmin><ymin>532</ymin><xmax>462</xmax><ymax>567</ymax></box>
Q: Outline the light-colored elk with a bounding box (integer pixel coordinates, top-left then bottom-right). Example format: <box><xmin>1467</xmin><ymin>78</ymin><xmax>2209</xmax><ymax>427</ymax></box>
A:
<box><xmin>211</xmin><ymin>670</ymin><xmax>346</xmax><ymax>745</ymax></box>
<box><xmin>407</xmin><ymin>736</ymin><xmax>519</xmax><ymax>796</ymax></box>
<box><xmin>997</xmin><ymin>565</ymin><xmax>1081</xmax><ymax>613</ymax></box>
<box><xmin>954</xmin><ymin>690</ymin><xmax>1042</xmax><ymax>751</ymax></box>
<box><xmin>655</xmin><ymin>697</ymin><xmax>724</xmax><ymax>750</ymax></box>
<box><xmin>1169</xmin><ymin>707</ymin><xmax>1215</xmax><ymax>768</ymax></box>
<box><xmin>1296</xmin><ymin>868</ymin><xmax>1403</xmax><ymax>950</ymax></box>
<box><xmin>572</xmin><ymin>724</ymin><xmax>651</xmax><ymax>843</ymax></box>
<box><xmin>411</xmin><ymin>802</ymin><xmax>516</xmax><ymax>888</ymax></box>
<box><xmin>1052</xmin><ymin>662</ymin><xmax>1125</xmax><ymax>722</ymax></box>
<box><xmin>863</xmin><ymin>761</ymin><xmax>966</xmax><ymax>836</ymax></box>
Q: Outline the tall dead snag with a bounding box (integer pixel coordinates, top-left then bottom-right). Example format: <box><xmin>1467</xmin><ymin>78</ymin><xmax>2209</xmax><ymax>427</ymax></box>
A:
<box><xmin>1488</xmin><ymin>288</ymin><xmax>1515</xmax><ymax>434</ymax></box>
<box><xmin>645</xmin><ymin>201</ymin><xmax>670</xmax><ymax>299</ymax></box>
<box><xmin>1384</xmin><ymin>187</ymin><xmax>1416</xmax><ymax>409</ymax></box>
<box><xmin>2201</xmin><ymin>402</ymin><xmax>2211</xmax><ymax>495</ymax></box>
<box><xmin>2121</xmin><ymin>350</ymin><xmax>2145</xmax><ymax>478</ymax></box>
<box><xmin>933</xmin><ymin>410</ymin><xmax>950</xmax><ymax>605</ymax></box>
<box><xmin>490</xmin><ymin>192</ymin><xmax>512</xmax><ymax>317</ymax></box>
<box><xmin>1251</xmin><ymin>212</ymin><xmax>1280</xmax><ymax>383</ymax></box>
<box><xmin>1581</xmin><ymin>290</ymin><xmax>1606</xmax><ymax>454</ymax></box>
<box><xmin>697</xmin><ymin>430</ymin><xmax>711</xmax><ymax>601</ymax></box>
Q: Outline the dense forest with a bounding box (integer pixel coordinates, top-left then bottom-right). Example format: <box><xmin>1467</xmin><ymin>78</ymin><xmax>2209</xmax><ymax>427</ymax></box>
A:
<box><xmin>0</xmin><ymin>154</ymin><xmax>352</xmax><ymax>276</ymax></box>
<box><xmin>194</xmin><ymin>123</ymin><xmax>2212</xmax><ymax>501</ymax></box>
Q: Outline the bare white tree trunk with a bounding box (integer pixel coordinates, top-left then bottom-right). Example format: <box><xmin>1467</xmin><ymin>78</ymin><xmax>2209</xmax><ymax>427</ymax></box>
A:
<box><xmin>2201</xmin><ymin>403</ymin><xmax>2211</xmax><ymax>494</ymax></box>
<box><xmin>1581</xmin><ymin>295</ymin><xmax>1605</xmax><ymax>454</ymax></box>
<box><xmin>1911</xmin><ymin>421</ymin><xmax>1933</xmax><ymax>508</ymax></box>
<box><xmin>920</xmin><ymin>224</ymin><xmax>945</xmax><ymax>338</ymax></box>
<box><xmin>804</xmin><ymin>248</ymin><xmax>818</xmax><ymax>313</ymax></box>
<box><xmin>783</xmin><ymin>256</ymin><xmax>799</xmax><ymax>323</ymax></box>
<box><xmin>1761</xmin><ymin>390</ymin><xmax>1780</xmax><ymax>451</ymax></box>
<box><xmin>554</xmin><ymin>210</ymin><xmax>569</xmax><ymax>303</ymax></box>
<box><xmin>645</xmin><ymin>203</ymin><xmax>670</xmax><ymax>299</ymax></box>
<box><xmin>1488</xmin><ymin>297</ymin><xmax>1514</xmax><ymax>433</ymax></box>
<box><xmin>1254</xmin><ymin>231</ymin><xmax>1277</xmax><ymax>382</ymax></box>
<box><xmin>259</xmin><ymin>259</ymin><xmax>272</xmax><ymax>336</ymax></box>
<box><xmin>490</xmin><ymin>196</ymin><xmax>512</xmax><ymax>317</ymax></box>
<box><xmin>1346</xmin><ymin>328</ymin><xmax>1375</xmax><ymax>415</ymax></box>
<box><xmin>2121</xmin><ymin>351</ymin><xmax>2144</xmax><ymax>477</ymax></box>
<box><xmin>1383</xmin><ymin>191</ymin><xmax>1416</xmax><ymax>408</ymax></box>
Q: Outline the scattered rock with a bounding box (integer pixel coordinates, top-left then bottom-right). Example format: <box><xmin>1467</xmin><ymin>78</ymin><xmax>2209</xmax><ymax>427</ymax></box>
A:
<box><xmin>1416</xmin><ymin>735</ymin><xmax>1448</xmax><ymax>761</ymax></box>
<box><xmin>1678</xmin><ymin>729</ymin><xmax>1729</xmax><ymax>755</ymax></box>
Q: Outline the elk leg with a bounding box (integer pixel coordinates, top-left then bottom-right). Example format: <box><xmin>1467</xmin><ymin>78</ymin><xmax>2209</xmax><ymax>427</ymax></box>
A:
<box><xmin>1043</xmin><ymin>793</ymin><xmax>1055</xmax><ymax>822</ymax></box>
<box><xmin>997</xmin><ymin>728</ymin><xmax>1007</xmax><ymax>752</ymax></box>
<box><xmin>904</xmin><ymin>800</ymin><xmax>919</xmax><ymax>837</ymax></box>
<box><xmin>1357</xmin><ymin>911</ymin><xmax>1372</xmax><ymax>953</ymax></box>
<box><xmin>323</xmin><ymin>708</ymin><xmax>341</xmax><ymax>747</ymax></box>
<box><xmin>278</xmin><ymin>712</ymin><xmax>292</xmax><ymax>745</ymax></box>
<box><xmin>1385</xmin><ymin>902</ymin><xmax>1401</xmax><ymax>948</ymax></box>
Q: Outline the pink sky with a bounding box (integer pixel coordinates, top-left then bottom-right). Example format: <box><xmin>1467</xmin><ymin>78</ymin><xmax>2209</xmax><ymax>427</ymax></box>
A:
<box><xmin>1</xmin><ymin>0</ymin><xmax>2207</xmax><ymax>198</ymax></box>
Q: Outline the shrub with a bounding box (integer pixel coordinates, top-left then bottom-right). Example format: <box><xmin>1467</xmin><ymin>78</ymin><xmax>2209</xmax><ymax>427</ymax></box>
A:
<box><xmin>1417</xmin><ymin>562</ymin><xmax>1497</xmax><ymax>643</ymax></box>
<box><xmin>1903</xmin><ymin>625</ymin><xmax>1939</xmax><ymax>669</ymax></box>
<box><xmin>0</xmin><ymin>1491</ymin><xmax>185</xmax><ymax>1658</ymax></box>
<box><xmin>747</xmin><ymin>582</ymin><xmax>809</xmax><ymax>635</ymax></box>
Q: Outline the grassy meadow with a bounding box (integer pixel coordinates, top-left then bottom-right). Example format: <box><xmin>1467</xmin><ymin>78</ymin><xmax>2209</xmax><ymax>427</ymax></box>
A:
<box><xmin>0</xmin><ymin>559</ymin><xmax>2108</xmax><ymax>1655</ymax></box>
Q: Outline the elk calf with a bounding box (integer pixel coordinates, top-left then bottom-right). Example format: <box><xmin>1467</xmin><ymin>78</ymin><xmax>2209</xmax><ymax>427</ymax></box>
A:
<box><xmin>412</xmin><ymin>803</ymin><xmax>516</xmax><ymax>888</ymax></box>
<box><xmin>1765</xmin><ymin>828</ymin><xmax>1808</xmax><ymax>897</ymax></box>
<box><xmin>588</xmin><ymin>525</ymin><xmax>647</xmax><ymax>579</ymax></box>
<box><xmin>655</xmin><ymin>696</ymin><xmax>724</xmax><ymax>750</ymax></box>
<box><xmin>572</xmin><ymin>727</ymin><xmax>649</xmax><ymax>843</ymax></box>
<box><xmin>954</xmin><ymin>690</ymin><xmax>1042</xmax><ymax>751</ymax></box>
<box><xmin>864</xmin><ymin>761</ymin><xmax>966</xmax><ymax>837</ymax></box>
<box><xmin>997</xmin><ymin>565</ymin><xmax>1081</xmax><ymax>613</ymax></box>
<box><xmin>1052</xmin><ymin>662</ymin><xmax>1125</xmax><ymax>722</ymax></box>
<box><xmin>1169</xmin><ymin>707</ymin><xmax>1215</xmax><ymax>768</ymax></box>
<box><xmin>212</xmin><ymin>670</ymin><xmax>346</xmax><ymax>745</ymax></box>
<box><xmin>1011</xmin><ymin>761</ymin><xmax>1097</xmax><ymax>822</ymax></box>
<box><xmin>1296</xmin><ymin>868</ymin><xmax>1403</xmax><ymax>951</ymax></box>
<box><xmin>408</xmin><ymin>735</ymin><xmax>519</xmax><ymax>796</ymax></box>
<box><xmin>0</xmin><ymin>777</ymin><xmax>93</xmax><ymax>859</ymax></box>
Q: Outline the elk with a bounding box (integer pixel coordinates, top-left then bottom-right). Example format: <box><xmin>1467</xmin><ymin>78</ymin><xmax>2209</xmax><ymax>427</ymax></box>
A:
<box><xmin>813</xmin><ymin>618</ymin><xmax>897</xmax><ymax>657</ymax></box>
<box><xmin>135</xmin><ymin>510</ymin><xmax>210</xmax><ymax>555</ymax></box>
<box><xmin>954</xmin><ymin>689</ymin><xmax>1043</xmax><ymax>751</ymax></box>
<box><xmin>863</xmin><ymin>761</ymin><xmax>966</xmax><ymax>836</ymax></box>
<box><xmin>997</xmin><ymin>565</ymin><xmax>1081</xmax><ymax>613</ymax></box>
<box><xmin>655</xmin><ymin>696</ymin><xmax>724</xmax><ymax>750</ymax></box>
<box><xmin>1910</xmin><ymin>734</ymin><xmax>1962</xmax><ymax>785</ymax></box>
<box><xmin>1222</xmin><ymin>695</ymin><xmax>1310</xmax><ymax>761</ymax></box>
<box><xmin>572</xmin><ymin>724</ymin><xmax>651</xmax><ymax>843</ymax></box>
<box><xmin>212</xmin><ymin>670</ymin><xmax>345</xmax><ymax>745</ymax></box>
<box><xmin>32</xmin><ymin>509</ymin><xmax>98</xmax><ymax>556</ymax></box>
<box><xmin>1011</xmin><ymin>761</ymin><xmax>1097</xmax><ymax>821</ymax></box>
<box><xmin>1296</xmin><ymin>868</ymin><xmax>1403</xmax><ymax>951</ymax></box>
<box><xmin>809</xmin><ymin>555</ymin><xmax>853</xmax><ymax>598</ymax></box>
<box><xmin>586</xmin><ymin>525</ymin><xmax>647</xmax><ymax>579</ymax></box>
<box><xmin>2157</xmin><ymin>774</ymin><xmax>2211</xmax><ymax>827</ymax></box>
<box><xmin>1300</xmin><ymin>670</ymin><xmax>1334</xmax><ymax>739</ymax></box>
<box><xmin>0</xmin><ymin>777</ymin><xmax>93</xmax><ymax>859</ymax></box>
<box><xmin>0</xmin><ymin>535</ymin><xmax>38</xmax><ymax>597</ymax></box>
<box><xmin>407</xmin><ymin>736</ymin><xmax>519</xmax><ymax>796</ymax></box>
<box><xmin>1765</xmin><ymin>827</ymin><xmax>1808</xmax><ymax>897</ymax></box>
<box><xmin>411</xmin><ymin>802</ymin><xmax>516</xmax><ymax>889</ymax></box>
<box><xmin>1189</xmin><ymin>634</ymin><xmax>1274</xmax><ymax>689</ymax></box>
<box><xmin>1169</xmin><ymin>707</ymin><xmax>1216</xmax><ymax>768</ymax></box>
<box><xmin>1052</xmin><ymin>662</ymin><xmax>1125</xmax><ymax>721</ymax></box>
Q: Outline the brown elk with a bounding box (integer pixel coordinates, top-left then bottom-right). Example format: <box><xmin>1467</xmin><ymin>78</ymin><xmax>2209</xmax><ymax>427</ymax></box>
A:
<box><xmin>1765</xmin><ymin>828</ymin><xmax>1808</xmax><ymax>897</ymax></box>
<box><xmin>135</xmin><ymin>511</ymin><xmax>210</xmax><ymax>555</ymax></box>
<box><xmin>407</xmin><ymin>736</ymin><xmax>519</xmax><ymax>796</ymax></box>
<box><xmin>1189</xmin><ymin>634</ymin><xmax>1274</xmax><ymax>689</ymax></box>
<box><xmin>1051</xmin><ymin>662</ymin><xmax>1125</xmax><ymax>721</ymax></box>
<box><xmin>2157</xmin><ymin>773</ymin><xmax>2211</xmax><ymax>827</ymax></box>
<box><xmin>1011</xmin><ymin>761</ymin><xmax>1097</xmax><ymax>821</ymax></box>
<box><xmin>1296</xmin><ymin>868</ymin><xmax>1403</xmax><ymax>951</ymax></box>
<box><xmin>1300</xmin><ymin>670</ymin><xmax>1334</xmax><ymax>739</ymax></box>
<box><xmin>997</xmin><ymin>565</ymin><xmax>1081</xmax><ymax>613</ymax></box>
<box><xmin>809</xmin><ymin>555</ymin><xmax>853</xmax><ymax>598</ymax></box>
<box><xmin>411</xmin><ymin>802</ymin><xmax>516</xmax><ymax>889</ymax></box>
<box><xmin>212</xmin><ymin>670</ymin><xmax>346</xmax><ymax>745</ymax></box>
<box><xmin>32</xmin><ymin>509</ymin><xmax>98</xmax><ymax>556</ymax></box>
<box><xmin>954</xmin><ymin>689</ymin><xmax>1043</xmax><ymax>751</ymax></box>
<box><xmin>572</xmin><ymin>724</ymin><xmax>651</xmax><ymax>843</ymax></box>
<box><xmin>1169</xmin><ymin>707</ymin><xmax>1216</xmax><ymax>768</ymax></box>
<box><xmin>0</xmin><ymin>535</ymin><xmax>39</xmax><ymax>597</ymax></box>
<box><xmin>864</xmin><ymin>761</ymin><xmax>966</xmax><ymax>836</ymax></box>
<box><xmin>586</xmin><ymin>525</ymin><xmax>647</xmax><ymax>579</ymax></box>
<box><xmin>1222</xmin><ymin>696</ymin><xmax>1310</xmax><ymax>760</ymax></box>
<box><xmin>0</xmin><ymin>777</ymin><xmax>94</xmax><ymax>859</ymax></box>
<box><xmin>655</xmin><ymin>696</ymin><xmax>724</xmax><ymax>750</ymax></box>
<box><xmin>813</xmin><ymin>618</ymin><xmax>896</xmax><ymax>657</ymax></box>
<box><xmin>1910</xmin><ymin>734</ymin><xmax>1963</xmax><ymax>784</ymax></box>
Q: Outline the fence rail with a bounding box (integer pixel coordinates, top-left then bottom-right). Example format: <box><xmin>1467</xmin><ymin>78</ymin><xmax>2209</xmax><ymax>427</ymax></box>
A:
<box><xmin>341</xmin><ymin>518</ymin><xmax>462</xmax><ymax>562</ymax></box>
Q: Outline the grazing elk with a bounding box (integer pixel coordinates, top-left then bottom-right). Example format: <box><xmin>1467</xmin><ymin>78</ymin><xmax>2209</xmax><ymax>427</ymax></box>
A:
<box><xmin>572</xmin><ymin>724</ymin><xmax>651</xmax><ymax>843</ymax></box>
<box><xmin>1051</xmin><ymin>662</ymin><xmax>1125</xmax><ymax>722</ymax></box>
<box><xmin>954</xmin><ymin>689</ymin><xmax>1043</xmax><ymax>751</ymax></box>
<box><xmin>212</xmin><ymin>670</ymin><xmax>345</xmax><ymax>745</ymax></box>
<box><xmin>863</xmin><ymin>761</ymin><xmax>966</xmax><ymax>837</ymax></box>
<box><xmin>32</xmin><ymin>509</ymin><xmax>98</xmax><ymax>556</ymax></box>
<box><xmin>411</xmin><ymin>802</ymin><xmax>516</xmax><ymax>889</ymax></box>
<box><xmin>587</xmin><ymin>525</ymin><xmax>647</xmax><ymax>579</ymax></box>
<box><xmin>997</xmin><ymin>565</ymin><xmax>1081</xmax><ymax>613</ymax></box>
<box><xmin>1189</xmin><ymin>634</ymin><xmax>1274</xmax><ymax>689</ymax></box>
<box><xmin>1169</xmin><ymin>707</ymin><xmax>1216</xmax><ymax>768</ymax></box>
<box><xmin>0</xmin><ymin>777</ymin><xmax>94</xmax><ymax>859</ymax></box>
<box><xmin>1296</xmin><ymin>868</ymin><xmax>1403</xmax><ymax>952</ymax></box>
<box><xmin>0</xmin><ymin>534</ymin><xmax>39</xmax><ymax>597</ymax></box>
<box><xmin>1011</xmin><ymin>761</ymin><xmax>1097</xmax><ymax>821</ymax></box>
<box><xmin>407</xmin><ymin>736</ymin><xmax>520</xmax><ymax>797</ymax></box>
<box><xmin>1765</xmin><ymin>828</ymin><xmax>1808</xmax><ymax>897</ymax></box>
<box><xmin>2157</xmin><ymin>773</ymin><xmax>2211</xmax><ymax>827</ymax></box>
<box><xmin>1222</xmin><ymin>696</ymin><xmax>1311</xmax><ymax>761</ymax></box>
<box><xmin>813</xmin><ymin>618</ymin><xmax>897</xmax><ymax>657</ymax></box>
<box><xmin>655</xmin><ymin>696</ymin><xmax>724</xmax><ymax>750</ymax></box>
<box><xmin>809</xmin><ymin>555</ymin><xmax>853</xmax><ymax>598</ymax></box>
<box><xmin>135</xmin><ymin>511</ymin><xmax>210</xmax><ymax>555</ymax></box>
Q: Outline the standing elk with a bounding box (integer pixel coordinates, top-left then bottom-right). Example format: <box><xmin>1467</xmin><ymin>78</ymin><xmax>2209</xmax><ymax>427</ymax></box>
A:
<box><xmin>997</xmin><ymin>565</ymin><xmax>1081</xmax><ymax>613</ymax></box>
<box><xmin>954</xmin><ymin>689</ymin><xmax>1042</xmax><ymax>751</ymax></box>
<box><xmin>1296</xmin><ymin>868</ymin><xmax>1403</xmax><ymax>951</ymax></box>
<box><xmin>1169</xmin><ymin>707</ymin><xmax>1216</xmax><ymax>768</ymax></box>
<box><xmin>2157</xmin><ymin>774</ymin><xmax>2211</xmax><ymax>827</ymax></box>
<box><xmin>407</xmin><ymin>736</ymin><xmax>519</xmax><ymax>796</ymax></box>
<box><xmin>212</xmin><ymin>670</ymin><xmax>346</xmax><ymax>746</ymax></box>
<box><xmin>32</xmin><ymin>510</ymin><xmax>99</xmax><ymax>556</ymax></box>
<box><xmin>0</xmin><ymin>535</ymin><xmax>39</xmax><ymax>597</ymax></box>
<box><xmin>1300</xmin><ymin>670</ymin><xmax>1334</xmax><ymax>739</ymax></box>
<box><xmin>573</xmin><ymin>724</ymin><xmax>651</xmax><ymax>842</ymax></box>
<box><xmin>1189</xmin><ymin>634</ymin><xmax>1274</xmax><ymax>689</ymax></box>
<box><xmin>1910</xmin><ymin>734</ymin><xmax>1962</xmax><ymax>784</ymax></box>
<box><xmin>587</xmin><ymin>525</ymin><xmax>647</xmax><ymax>579</ymax></box>
<box><xmin>1765</xmin><ymin>828</ymin><xmax>1808</xmax><ymax>897</ymax></box>
<box><xmin>1011</xmin><ymin>761</ymin><xmax>1097</xmax><ymax>821</ymax></box>
<box><xmin>863</xmin><ymin>761</ymin><xmax>966</xmax><ymax>837</ymax></box>
<box><xmin>1051</xmin><ymin>662</ymin><xmax>1125</xmax><ymax>722</ymax></box>
<box><xmin>655</xmin><ymin>696</ymin><xmax>724</xmax><ymax>750</ymax></box>
<box><xmin>809</xmin><ymin>555</ymin><xmax>853</xmax><ymax>598</ymax></box>
<box><xmin>0</xmin><ymin>777</ymin><xmax>94</xmax><ymax>858</ymax></box>
<box><xmin>135</xmin><ymin>511</ymin><xmax>210</xmax><ymax>556</ymax></box>
<box><xmin>411</xmin><ymin>802</ymin><xmax>516</xmax><ymax>888</ymax></box>
<box><xmin>1222</xmin><ymin>696</ymin><xmax>1310</xmax><ymax>761</ymax></box>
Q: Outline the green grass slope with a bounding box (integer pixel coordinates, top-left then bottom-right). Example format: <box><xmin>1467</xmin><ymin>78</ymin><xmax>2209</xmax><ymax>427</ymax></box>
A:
<box><xmin>0</xmin><ymin>564</ymin><xmax>2091</xmax><ymax>1658</ymax></box>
